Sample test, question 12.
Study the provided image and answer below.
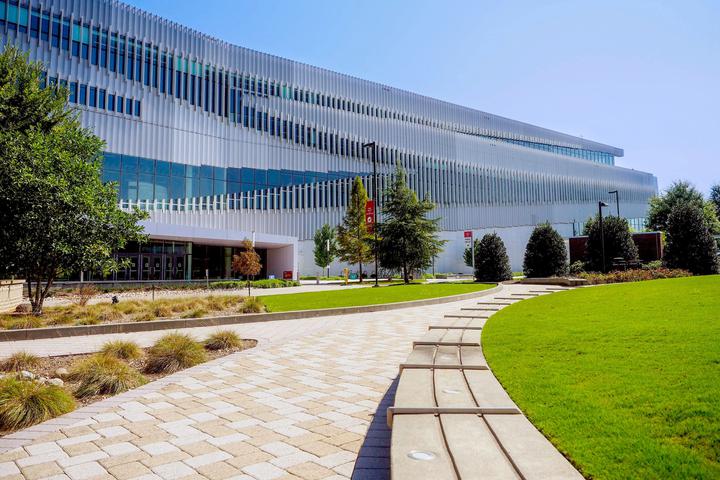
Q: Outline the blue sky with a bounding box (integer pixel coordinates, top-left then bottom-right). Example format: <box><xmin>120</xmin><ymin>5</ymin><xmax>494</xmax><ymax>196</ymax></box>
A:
<box><xmin>126</xmin><ymin>0</ymin><xmax>719</xmax><ymax>196</ymax></box>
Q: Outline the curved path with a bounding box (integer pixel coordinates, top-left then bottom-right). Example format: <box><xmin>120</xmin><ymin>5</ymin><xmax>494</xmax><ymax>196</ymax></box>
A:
<box><xmin>0</xmin><ymin>284</ymin><xmax>579</xmax><ymax>479</ymax></box>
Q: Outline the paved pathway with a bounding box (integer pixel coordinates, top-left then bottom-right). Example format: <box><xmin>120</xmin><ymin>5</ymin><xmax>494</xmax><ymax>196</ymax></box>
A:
<box><xmin>0</xmin><ymin>284</ymin><xmax>561</xmax><ymax>480</ymax></box>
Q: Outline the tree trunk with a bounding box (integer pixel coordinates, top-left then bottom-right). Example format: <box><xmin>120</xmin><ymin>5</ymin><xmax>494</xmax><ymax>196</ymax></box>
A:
<box><xmin>403</xmin><ymin>264</ymin><xmax>409</xmax><ymax>284</ymax></box>
<box><xmin>358</xmin><ymin>261</ymin><xmax>363</xmax><ymax>283</ymax></box>
<box><xmin>31</xmin><ymin>278</ymin><xmax>44</xmax><ymax>315</ymax></box>
<box><xmin>247</xmin><ymin>278</ymin><xmax>251</xmax><ymax>297</ymax></box>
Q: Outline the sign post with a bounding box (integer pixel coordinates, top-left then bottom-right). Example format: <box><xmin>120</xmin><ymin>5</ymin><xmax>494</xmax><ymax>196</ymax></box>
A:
<box><xmin>464</xmin><ymin>231</ymin><xmax>474</xmax><ymax>271</ymax></box>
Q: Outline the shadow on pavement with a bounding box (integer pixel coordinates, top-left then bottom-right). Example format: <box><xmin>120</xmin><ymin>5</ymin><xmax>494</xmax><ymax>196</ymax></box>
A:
<box><xmin>351</xmin><ymin>377</ymin><xmax>398</xmax><ymax>480</ymax></box>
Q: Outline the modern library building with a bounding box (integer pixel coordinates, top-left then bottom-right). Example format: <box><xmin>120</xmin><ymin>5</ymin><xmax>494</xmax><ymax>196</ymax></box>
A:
<box><xmin>0</xmin><ymin>0</ymin><xmax>658</xmax><ymax>280</ymax></box>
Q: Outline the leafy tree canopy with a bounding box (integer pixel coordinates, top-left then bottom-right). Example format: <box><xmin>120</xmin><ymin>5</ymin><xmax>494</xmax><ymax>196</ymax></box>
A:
<box><xmin>0</xmin><ymin>46</ymin><xmax>147</xmax><ymax>314</ymax></box>
<box><xmin>664</xmin><ymin>203</ymin><xmax>719</xmax><ymax>275</ymax></box>
<box><xmin>710</xmin><ymin>183</ymin><xmax>720</xmax><ymax>219</ymax></box>
<box><xmin>313</xmin><ymin>224</ymin><xmax>337</xmax><ymax>272</ymax></box>
<box><xmin>464</xmin><ymin>238</ymin><xmax>481</xmax><ymax>268</ymax></box>
<box><xmin>378</xmin><ymin>165</ymin><xmax>445</xmax><ymax>283</ymax></box>
<box><xmin>647</xmin><ymin>181</ymin><xmax>720</xmax><ymax>234</ymax></box>
<box><xmin>232</xmin><ymin>239</ymin><xmax>263</xmax><ymax>295</ymax></box>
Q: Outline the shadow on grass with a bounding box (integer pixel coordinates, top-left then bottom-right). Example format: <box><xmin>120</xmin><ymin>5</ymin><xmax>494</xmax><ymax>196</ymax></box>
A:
<box><xmin>351</xmin><ymin>376</ymin><xmax>398</xmax><ymax>480</ymax></box>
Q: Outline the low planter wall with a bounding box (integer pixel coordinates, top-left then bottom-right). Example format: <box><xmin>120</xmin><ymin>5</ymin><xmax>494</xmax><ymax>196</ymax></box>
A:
<box><xmin>520</xmin><ymin>277</ymin><xmax>587</xmax><ymax>287</ymax></box>
<box><xmin>0</xmin><ymin>279</ymin><xmax>25</xmax><ymax>313</ymax></box>
<box><xmin>0</xmin><ymin>284</ymin><xmax>502</xmax><ymax>342</ymax></box>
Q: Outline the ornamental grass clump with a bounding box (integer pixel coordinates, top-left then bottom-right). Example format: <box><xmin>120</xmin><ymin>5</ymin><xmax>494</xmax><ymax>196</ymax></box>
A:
<box><xmin>0</xmin><ymin>377</ymin><xmax>75</xmax><ymax>430</ymax></box>
<box><xmin>69</xmin><ymin>354</ymin><xmax>146</xmax><ymax>398</ymax></box>
<box><xmin>204</xmin><ymin>330</ymin><xmax>243</xmax><ymax>351</ymax></box>
<box><xmin>145</xmin><ymin>333</ymin><xmax>207</xmax><ymax>373</ymax></box>
<box><xmin>240</xmin><ymin>296</ymin><xmax>265</xmax><ymax>313</ymax></box>
<box><xmin>0</xmin><ymin>351</ymin><xmax>41</xmax><ymax>372</ymax></box>
<box><xmin>6</xmin><ymin>316</ymin><xmax>43</xmax><ymax>330</ymax></box>
<box><xmin>100</xmin><ymin>340</ymin><xmax>143</xmax><ymax>360</ymax></box>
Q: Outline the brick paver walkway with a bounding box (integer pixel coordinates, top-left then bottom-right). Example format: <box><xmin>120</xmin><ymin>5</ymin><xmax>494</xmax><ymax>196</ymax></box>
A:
<box><xmin>0</xmin><ymin>284</ymin><xmax>548</xmax><ymax>480</ymax></box>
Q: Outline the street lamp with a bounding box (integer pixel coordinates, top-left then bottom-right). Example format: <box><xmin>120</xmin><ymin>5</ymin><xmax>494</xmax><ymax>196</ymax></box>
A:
<box><xmin>326</xmin><ymin>238</ymin><xmax>331</xmax><ymax>278</ymax></box>
<box><xmin>362</xmin><ymin>141</ymin><xmax>379</xmax><ymax>288</ymax></box>
<box><xmin>608</xmin><ymin>190</ymin><xmax>620</xmax><ymax>217</ymax></box>
<box><xmin>598</xmin><ymin>201</ymin><xmax>608</xmax><ymax>273</ymax></box>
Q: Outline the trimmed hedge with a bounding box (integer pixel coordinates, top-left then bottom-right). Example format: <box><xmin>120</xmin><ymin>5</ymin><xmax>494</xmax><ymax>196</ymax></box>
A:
<box><xmin>523</xmin><ymin>223</ymin><xmax>568</xmax><ymax>278</ymax></box>
<box><xmin>474</xmin><ymin>233</ymin><xmax>512</xmax><ymax>282</ymax></box>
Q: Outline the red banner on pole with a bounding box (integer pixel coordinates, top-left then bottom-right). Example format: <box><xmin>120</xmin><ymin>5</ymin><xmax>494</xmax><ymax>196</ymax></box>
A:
<box><xmin>365</xmin><ymin>200</ymin><xmax>375</xmax><ymax>233</ymax></box>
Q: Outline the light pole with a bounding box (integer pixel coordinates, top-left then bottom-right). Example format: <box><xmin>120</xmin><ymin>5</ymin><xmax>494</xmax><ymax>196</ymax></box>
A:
<box><xmin>326</xmin><ymin>238</ymin><xmax>331</xmax><ymax>278</ymax></box>
<box><xmin>362</xmin><ymin>141</ymin><xmax>379</xmax><ymax>288</ymax></box>
<box><xmin>609</xmin><ymin>190</ymin><xmax>620</xmax><ymax>217</ymax></box>
<box><xmin>598</xmin><ymin>201</ymin><xmax>608</xmax><ymax>273</ymax></box>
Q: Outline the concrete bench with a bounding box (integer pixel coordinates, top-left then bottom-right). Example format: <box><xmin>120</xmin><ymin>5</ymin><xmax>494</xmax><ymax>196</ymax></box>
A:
<box><xmin>429</xmin><ymin>317</ymin><xmax>485</xmax><ymax>330</ymax></box>
<box><xmin>400</xmin><ymin>344</ymin><xmax>487</xmax><ymax>371</ymax></box>
<box><xmin>444</xmin><ymin>313</ymin><xmax>490</xmax><ymax>320</ymax></box>
<box><xmin>388</xmin><ymin>291</ymin><xmax>583</xmax><ymax>480</ymax></box>
<box><xmin>412</xmin><ymin>328</ymin><xmax>480</xmax><ymax>347</ymax></box>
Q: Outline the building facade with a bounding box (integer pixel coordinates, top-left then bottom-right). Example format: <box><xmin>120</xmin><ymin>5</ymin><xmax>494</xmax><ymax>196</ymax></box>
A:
<box><xmin>0</xmin><ymin>0</ymin><xmax>658</xmax><ymax>280</ymax></box>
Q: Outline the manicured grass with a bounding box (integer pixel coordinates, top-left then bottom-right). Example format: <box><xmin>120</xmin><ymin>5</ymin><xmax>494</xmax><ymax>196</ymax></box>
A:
<box><xmin>483</xmin><ymin>276</ymin><xmax>720</xmax><ymax>479</ymax></box>
<box><xmin>262</xmin><ymin>282</ymin><xmax>495</xmax><ymax>312</ymax></box>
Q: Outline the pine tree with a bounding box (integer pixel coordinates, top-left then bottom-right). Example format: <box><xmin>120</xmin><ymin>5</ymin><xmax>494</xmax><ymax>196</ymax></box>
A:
<box><xmin>664</xmin><ymin>203</ymin><xmax>719</xmax><ymax>275</ymax></box>
<box><xmin>523</xmin><ymin>223</ymin><xmax>568</xmax><ymax>278</ymax></box>
<box><xmin>378</xmin><ymin>166</ymin><xmax>445</xmax><ymax>283</ymax></box>
<box><xmin>474</xmin><ymin>233</ymin><xmax>512</xmax><ymax>282</ymax></box>
<box><xmin>336</xmin><ymin>177</ymin><xmax>372</xmax><ymax>282</ymax></box>
<box><xmin>313</xmin><ymin>224</ymin><xmax>337</xmax><ymax>277</ymax></box>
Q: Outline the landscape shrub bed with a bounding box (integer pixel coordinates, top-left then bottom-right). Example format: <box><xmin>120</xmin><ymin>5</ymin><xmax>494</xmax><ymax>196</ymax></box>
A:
<box><xmin>209</xmin><ymin>279</ymin><xmax>299</xmax><ymax>289</ymax></box>
<box><xmin>0</xmin><ymin>295</ymin><xmax>266</xmax><ymax>330</ymax></box>
<box><xmin>299</xmin><ymin>275</ymin><xmax>344</xmax><ymax>280</ymax></box>
<box><xmin>0</xmin><ymin>331</ymin><xmax>255</xmax><ymax>433</ymax></box>
<box><xmin>579</xmin><ymin>268</ymin><xmax>692</xmax><ymax>284</ymax></box>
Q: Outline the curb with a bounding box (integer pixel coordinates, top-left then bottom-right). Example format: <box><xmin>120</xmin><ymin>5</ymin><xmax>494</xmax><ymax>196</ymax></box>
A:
<box><xmin>0</xmin><ymin>284</ymin><xmax>502</xmax><ymax>342</ymax></box>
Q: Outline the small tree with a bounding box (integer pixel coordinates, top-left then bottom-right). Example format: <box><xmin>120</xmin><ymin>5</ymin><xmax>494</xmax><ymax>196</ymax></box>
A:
<box><xmin>0</xmin><ymin>46</ymin><xmax>147</xmax><ymax>314</ymax></box>
<box><xmin>313</xmin><ymin>224</ymin><xmax>337</xmax><ymax>277</ymax></box>
<box><xmin>523</xmin><ymin>223</ymin><xmax>568</xmax><ymax>278</ymax></box>
<box><xmin>647</xmin><ymin>181</ymin><xmax>720</xmax><ymax>234</ymax></box>
<box><xmin>232</xmin><ymin>239</ymin><xmax>262</xmax><ymax>295</ymax></box>
<box><xmin>710</xmin><ymin>183</ymin><xmax>720</xmax><ymax>219</ymax></box>
<box><xmin>463</xmin><ymin>239</ymin><xmax>481</xmax><ymax>268</ymax></box>
<box><xmin>583</xmin><ymin>215</ymin><xmax>638</xmax><ymax>272</ymax></box>
<box><xmin>336</xmin><ymin>177</ymin><xmax>373</xmax><ymax>282</ymax></box>
<box><xmin>664</xmin><ymin>203</ymin><xmax>719</xmax><ymax>275</ymax></box>
<box><xmin>378</xmin><ymin>166</ymin><xmax>445</xmax><ymax>284</ymax></box>
<box><xmin>474</xmin><ymin>233</ymin><xmax>512</xmax><ymax>282</ymax></box>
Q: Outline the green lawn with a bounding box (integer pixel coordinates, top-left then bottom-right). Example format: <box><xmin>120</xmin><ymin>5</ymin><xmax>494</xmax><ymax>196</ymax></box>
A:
<box><xmin>262</xmin><ymin>282</ymin><xmax>495</xmax><ymax>312</ymax></box>
<box><xmin>483</xmin><ymin>276</ymin><xmax>720</xmax><ymax>479</ymax></box>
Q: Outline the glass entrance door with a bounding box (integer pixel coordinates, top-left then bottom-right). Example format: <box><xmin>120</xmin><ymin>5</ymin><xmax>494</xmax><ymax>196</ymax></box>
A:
<box><xmin>141</xmin><ymin>255</ymin><xmax>163</xmax><ymax>280</ymax></box>
<box><xmin>118</xmin><ymin>255</ymin><xmax>139</xmax><ymax>281</ymax></box>
<box><xmin>164</xmin><ymin>255</ymin><xmax>185</xmax><ymax>280</ymax></box>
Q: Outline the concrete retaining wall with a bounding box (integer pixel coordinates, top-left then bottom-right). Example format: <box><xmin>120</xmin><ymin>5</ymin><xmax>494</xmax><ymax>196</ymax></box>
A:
<box><xmin>0</xmin><ymin>280</ymin><xmax>24</xmax><ymax>313</ymax></box>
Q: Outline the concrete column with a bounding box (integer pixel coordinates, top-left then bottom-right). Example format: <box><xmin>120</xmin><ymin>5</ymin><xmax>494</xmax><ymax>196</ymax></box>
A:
<box><xmin>224</xmin><ymin>247</ymin><xmax>232</xmax><ymax>279</ymax></box>
<box><xmin>185</xmin><ymin>242</ymin><xmax>192</xmax><ymax>281</ymax></box>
